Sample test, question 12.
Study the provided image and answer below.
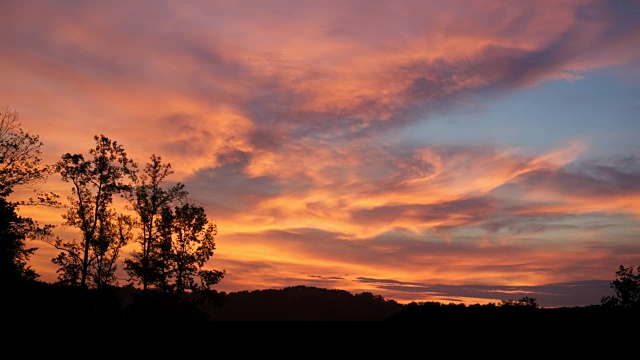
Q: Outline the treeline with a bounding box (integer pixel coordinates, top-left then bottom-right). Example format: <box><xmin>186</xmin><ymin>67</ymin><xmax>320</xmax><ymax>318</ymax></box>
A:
<box><xmin>206</xmin><ymin>285</ymin><xmax>405</xmax><ymax>321</ymax></box>
<box><xmin>389</xmin><ymin>269</ymin><xmax>640</xmax><ymax>322</ymax></box>
<box><xmin>10</xmin><ymin>285</ymin><xmax>406</xmax><ymax>322</ymax></box>
<box><xmin>10</xmin><ymin>282</ymin><xmax>640</xmax><ymax>323</ymax></box>
<box><xmin>386</xmin><ymin>299</ymin><xmax>640</xmax><ymax>323</ymax></box>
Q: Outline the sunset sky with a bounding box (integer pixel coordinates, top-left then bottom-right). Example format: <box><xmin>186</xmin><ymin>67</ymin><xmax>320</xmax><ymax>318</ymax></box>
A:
<box><xmin>2</xmin><ymin>0</ymin><xmax>640</xmax><ymax>307</ymax></box>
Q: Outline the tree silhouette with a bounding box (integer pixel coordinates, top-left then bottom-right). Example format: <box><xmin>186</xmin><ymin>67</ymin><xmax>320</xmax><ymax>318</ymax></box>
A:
<box><xmin>52</xmin><ymin>135</ymin><xmax>136</xmax><ymax>288</ymax></box>
<box><xmin>500</xmin><ymin>296</ymin><xmax>539</xmax><ymax>308</ymax></box>
<box><xmin>0</xmin><ymin>107</ymin><xmax>54</xmax><ymax>286</ymax></box>
<box><xmin>124</xmin><ymin>154</ymin><xmax>187</xmax><ymax>292</ymax></box>
<box><xmin>601</xmin><ymin>265</ymin><xmax>640</xmax><ymax>309</ymax></box>
<box><xmin>0</xmin><ymin>197</ymin><xmax>39</xmax><ymax>285</ymax></box>
<box><xmin>156</xmin><ymin>202</ymin><xmax>225</xmax><ymax>295</ymax></box>
<box><xmin>89</xmin><ymin>210</ymin><xmax>135</xmax><ymax>289</ymax></box>
<box><xmin>0</xmin><ymin>107</ymin><xmax>50</xmax><ymax>198</ymax></box>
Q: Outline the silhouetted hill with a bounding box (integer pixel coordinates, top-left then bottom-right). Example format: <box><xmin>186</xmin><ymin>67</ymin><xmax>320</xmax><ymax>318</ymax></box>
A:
<box><xmin>8</xmin><ymin>281</ymin><xmax>640</xmax><ymax>323</ymax></box>
<box><xmin>207</xmin><ymin>285</ymin><xmax>405</xmax><ymax>321</ymax></box>
<box><xmin>6</xmin><ymin>282</ymin><xmax>405</xmax><ymax>323</ymax></box>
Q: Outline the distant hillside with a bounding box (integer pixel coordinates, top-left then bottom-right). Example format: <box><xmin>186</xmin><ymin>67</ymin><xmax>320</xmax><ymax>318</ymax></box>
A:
<box><xmin>206</xmin><ymin>285</ymin><xmax>405</xmax><ymax>321</ymax></box>
<box><xmin>6</xmin><ymin>282</ymin><xmax>406</xmax><ymax>322</ymax></box>
<box><xmin>385</xmin><ymin>301</ymin><xmax>640</xmax><ymax>324</ymax></box>
<box><xmin>9</xmin><ymin>281</ymin><xmax>639</xmax><ymax>323</ymax></box>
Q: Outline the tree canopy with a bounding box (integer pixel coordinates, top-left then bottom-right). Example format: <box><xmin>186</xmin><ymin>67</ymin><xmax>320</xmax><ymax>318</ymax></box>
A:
<box><xmin>601</xmin><ymin>265</ymin><xmax>640</xmax><ymax>309</ymax></box>
<box><xmin>124</xmin><ymin>154</ymin><xmax>187</xmax><ymax>292</ymax></box>
<box><xmin>0</xmin><ymin>107</ymin><xmax>49</xmax><ymax>197</ymax></box>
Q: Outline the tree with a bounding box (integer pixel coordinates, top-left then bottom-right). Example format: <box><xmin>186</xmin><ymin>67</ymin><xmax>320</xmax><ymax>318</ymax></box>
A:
<box><xmin>0</xmin><ymin>107</ymin><xmax>49</xmax><ymax>197</ymax></box>
<box><xmin>52</xmin><ymin>213</ymin><xmax>133</xmax><ymax>289</ymax></box>
<box><xmin>123</xmin><ymin>154</ymin><xmax>187</xmax><ymax>292</ymax></box>
<box><xmin>0</xmin><ymin>107</ymin><xmax>54</xmax><ymax>286</ymax></box>
<box><xmin>0</xmin><ymin>197</ymin><xmax>39</xmax><ymax>285</ymax></box>
<box><xmin>157</xmin><ymin>202</ymin><xmax>225</xmax><ymax>295</ymax></box>
<box><xmin>601</xmin><ymin>265</ymin><xmax>640</xmax><ymax>309</ymax></box>
<box><xmin>500</xmin><ymin>296</ymin><xmax>539</xmax><ymax>308</ymax></box>
<box><xmin>52</xmin><ymin>135</ymin><xmax>136</xmax><ymax>288</ymax></box>
<box><xmin>89</xmin><ymin>211</ymin><xmax>135</xmax><ymax>289</ymax></box>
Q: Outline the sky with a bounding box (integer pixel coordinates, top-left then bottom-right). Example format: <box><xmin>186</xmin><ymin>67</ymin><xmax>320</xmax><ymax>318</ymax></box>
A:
<box><xmin>2</xmin><ymin>0</ymin><xmax>640</xmax><ymax>307</ymax></box>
